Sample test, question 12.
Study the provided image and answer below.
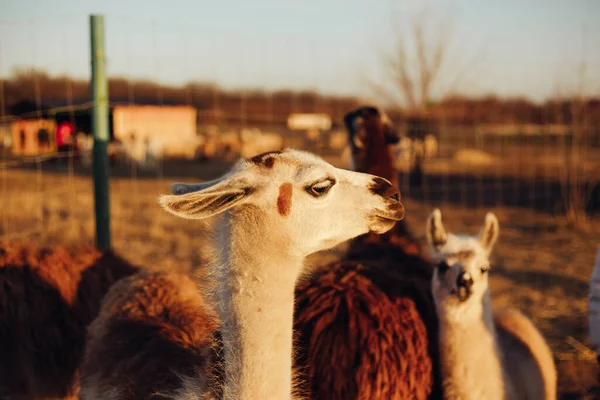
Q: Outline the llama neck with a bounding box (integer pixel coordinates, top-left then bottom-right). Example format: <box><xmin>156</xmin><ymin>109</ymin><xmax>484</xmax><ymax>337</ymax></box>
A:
<box><xmin>437</xmin><ymin>293</ymin><xmax>510</xmax><ymax>400</ymax></box>
<box><xmin>363</xmin><ymin>130</ymin><xmax>397</xmax><ymax>189</ymax></box>
<box><xmin>352</xmin><ymin>127</ymin><xmax>419</xmax><ymax>248</ymax></box>
<box><xmin>216</xmin><ymin>211</ymin><xmax>301</xmax><ymax>400</ymax></box>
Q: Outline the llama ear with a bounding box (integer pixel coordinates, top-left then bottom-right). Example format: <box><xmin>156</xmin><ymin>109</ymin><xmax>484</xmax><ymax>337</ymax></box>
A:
<box><xmin>379</xmin><ymin>110</ymin><xmax>400</xmax><ymax>144</ymax></box>
<box><xmin>171</xmin><ymin>181</ymin><xmax>221</xmax><ymax>195</ymax></box>
<box><xmin>479</xmin><ymin>212</ymin><xmax>499</xmax><ymax>253</ymax></box>
<box><xmin>426</xmin><ymin>208</ymin><xmax>447</xmax><ymax>249</ymax></box>
<box><xmin>343</xmin><ymin>109</ymin><xmax>360</xmax><ymax>132</ymax></box>
<box><xmin>159</xmin><ymin>181</ymin><xmax>254</xmax><ymax>220</ymax></box>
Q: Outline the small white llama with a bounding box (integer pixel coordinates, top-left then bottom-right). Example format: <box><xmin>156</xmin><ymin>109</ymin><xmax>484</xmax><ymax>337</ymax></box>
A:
<box><xmin>426</xmin><ymin>209</ymin><xmax>556</xmax><ymax>400</ymax></box>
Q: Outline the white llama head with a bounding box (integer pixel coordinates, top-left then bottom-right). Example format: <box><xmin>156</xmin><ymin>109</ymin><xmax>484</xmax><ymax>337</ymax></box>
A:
<box><xmin>159</xmin><ymin>149</ymin><xmax>405</xmax><ymax>257</ymax></box>
<box><xmin>425</xmin><ymin>209</ymin><xmax>499</xmax><ymax>309</ymax></box>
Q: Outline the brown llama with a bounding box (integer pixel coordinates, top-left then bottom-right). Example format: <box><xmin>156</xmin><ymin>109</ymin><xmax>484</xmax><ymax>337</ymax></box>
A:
<box><xmin>0</xmin><ymin>241</ymin><xmax>139</xmax><ymax>399</ymax></box>
<box><xmin>293</xmin><ymin>106</ymin><xmax>442</xmax><ymax>399</ymax></box>
<box><xmin>79</xmin><ymin>270</ymin><xmax>220</xmax><ymax>399</ymax></box>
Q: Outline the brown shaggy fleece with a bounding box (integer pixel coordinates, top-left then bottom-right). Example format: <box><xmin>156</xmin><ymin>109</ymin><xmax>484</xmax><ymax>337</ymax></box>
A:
<box><xmin>0</xmin><ymin>241</ymin><xmax>139</xmax><ymax>399</ymax></box>
<box><xmin>79</xmin><ymin>270</ymin><xmax>220</xmax><ymax>400</ymax></box>
<box><xmin>294</xmin><ymin>258</ymin><xmax>439</xmax><ymax>400</ymax></box>
<box><xmin>293</xmin><ymin>197</ymin><xmax>441</xmax><ymax>400</ymax></box>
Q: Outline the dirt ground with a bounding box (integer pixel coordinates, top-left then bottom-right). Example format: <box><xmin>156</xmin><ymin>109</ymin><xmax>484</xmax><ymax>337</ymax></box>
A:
<box><xmin>2</xmin><ymin>158</ymin><xmax>600</xmax><ymax>399</ymax></box>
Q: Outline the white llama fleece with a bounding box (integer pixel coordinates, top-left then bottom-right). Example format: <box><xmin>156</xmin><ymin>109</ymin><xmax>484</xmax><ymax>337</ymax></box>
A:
<box><xmin>588</xmin><ymin>247</ymin><xmax>600</xmax><ymax>358</ymax></box>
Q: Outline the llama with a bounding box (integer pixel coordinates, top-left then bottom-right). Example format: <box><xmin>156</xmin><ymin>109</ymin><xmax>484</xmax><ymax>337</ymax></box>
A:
<box><xmin>426</xmin><ymin>208</ymin><xmax>557</xmax><ymax>400</ymax></box>
<box><xmin>0</xmin><ymin>242</ymin><xmax>138</xmax><ymax>399</ymax></box>
<box><xmin>80</xmin><ymin>270</ymin><xmax>220</xmax><ymax>399</ymax></box>
<box><xmin>79</xmin><ymin>148</ymin><xmax>405</xmax><ymax>400</ymax></box>
<box><xmin>588</xmin><ymin>247</ymin><xmax>600</xmax><ymax>363</ymax></box>
<box><xmin>342</xmin><ymin>105</ymin><xmax>423</xmax><ymax>257</ymax></box>
<box><xmin>293</xmin><ymin>105</ymin><xmax>441</xmax><ymax>399</ymax></box>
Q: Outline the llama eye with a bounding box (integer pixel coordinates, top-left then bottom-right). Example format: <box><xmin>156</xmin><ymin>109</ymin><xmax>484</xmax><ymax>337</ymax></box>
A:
<box><xmin>307</xmin><ymin>179</ymin><xmax>335</xmax><ymax>198</ymax></box>
<box><xmin>437</xmin><ymin>261</ymin><xmax>450</xmax><ymax>273</ymax></box>
<box><xmin>481</xmin><ymin>265</ymin><xmax>489</xmax><ymax>274</ymax></box>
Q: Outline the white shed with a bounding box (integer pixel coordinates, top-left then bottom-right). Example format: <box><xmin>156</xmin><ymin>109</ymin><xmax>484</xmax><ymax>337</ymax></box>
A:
<box><xmin>112</xmin><ymin>105</ymin><xmax>198</xmax><ymax>160</ymax></box>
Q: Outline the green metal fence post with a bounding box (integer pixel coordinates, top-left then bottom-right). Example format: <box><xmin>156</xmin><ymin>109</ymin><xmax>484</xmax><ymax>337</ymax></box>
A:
<box><xmin>90</xmin><ymin>15</ymin><xmax>111</xmax><ymax>249</ymax></box>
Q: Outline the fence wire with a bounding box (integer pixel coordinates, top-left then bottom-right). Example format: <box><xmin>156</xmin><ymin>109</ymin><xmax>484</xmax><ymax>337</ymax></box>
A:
<box><xmin>1</xmin><ymin>16</ymin><xmax>599</xmax><ymax>248</ymax></box>
<box><xmin>1</xmin><ymin>13</ymin><xmax>600</xmax><ymax>395</ymax></box>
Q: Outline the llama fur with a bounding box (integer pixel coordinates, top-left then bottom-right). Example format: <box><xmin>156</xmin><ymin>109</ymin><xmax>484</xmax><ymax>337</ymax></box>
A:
<box><xmin>79</xmin><ymin>270</ymin><xmax>220</xmax><ymax>400</ymax></box>
<box><xmin>588</xmin><ymin>247</ymin><xmax>600</xmax><ymax>361</ymax></box>
<box><xmin>0</xmin><ymin>241</ymin><xmax>139</xmax><ymax>399</ymax></box>
<box><xmin>294</xmin><ymin>261</ymin><xmax>433</xmax><ymax>399</ymax></box>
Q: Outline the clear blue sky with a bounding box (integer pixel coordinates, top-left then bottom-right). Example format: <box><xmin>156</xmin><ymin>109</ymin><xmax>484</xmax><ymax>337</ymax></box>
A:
<box><xmin>1</xmin><ymin>0</ymin><xmax>599</xmax><ymax>103</ymax></box>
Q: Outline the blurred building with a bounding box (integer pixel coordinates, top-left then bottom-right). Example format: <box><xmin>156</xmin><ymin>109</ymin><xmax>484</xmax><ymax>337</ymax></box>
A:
<box><xmin>11</xmin><ymin>119</ymin><xmax>57</xmax><ymax>156</ymax></box>
<box><xmin>112</xmin><ymin>105</ymin><xmax>198</xmax><ymax>161</ymax></box>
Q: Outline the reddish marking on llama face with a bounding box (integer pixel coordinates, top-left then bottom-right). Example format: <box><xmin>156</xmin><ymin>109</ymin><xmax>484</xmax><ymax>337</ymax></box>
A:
<box><xmin>277</xmin><ymin>183</ymin><xmax>293</xmax><ymax>216</ymax></box>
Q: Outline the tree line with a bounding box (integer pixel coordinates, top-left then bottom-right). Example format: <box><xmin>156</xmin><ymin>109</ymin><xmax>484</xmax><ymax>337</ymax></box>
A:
<box><xmin>2</xmin><ymin>68</ymin><xmax>599</xmax><ymax>128</ymax></box>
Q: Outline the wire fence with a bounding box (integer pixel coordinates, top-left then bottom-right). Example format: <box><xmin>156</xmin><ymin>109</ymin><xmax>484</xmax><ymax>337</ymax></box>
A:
<box><xmin>1</xmin><ymin>14</ymin><xmax>599</xmax><ymax>249</ymax></box>
<box><xmin>0</xmin><ymin>150</ymin><xmax>79</xmax><ymax>242</ymax></box>
<box><xmin>2</xmin><ymin>13</ymin><xmax>600</xmax><ymax>391</ymax></box>
<box><xmin>397</xmin><ymin>121</ymin><xmax>600</xmax><ymax>215</ymax></box>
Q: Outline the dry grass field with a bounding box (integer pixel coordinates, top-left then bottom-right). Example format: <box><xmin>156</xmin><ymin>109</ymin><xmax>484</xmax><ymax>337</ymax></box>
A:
<box><xmin>2</xmin><ymin>154</ymin><xmax>600</xmax><ymax>399</ymax></box>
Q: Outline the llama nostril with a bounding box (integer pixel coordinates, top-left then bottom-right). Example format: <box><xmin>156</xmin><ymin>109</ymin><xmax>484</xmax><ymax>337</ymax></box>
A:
<box><xmin>457</xmin><ymin>273</ymin><xmax>474</xmax><ymax>289</ymax></box>
<box><xmin>369</xmin><ymin>177</ymin><xmax>402</xmax><ymax>204</ymax></box>
<box><xmin>385</xmin><ymin>186</ymin><xmax>401</xmax><ymax>203</ymax></box>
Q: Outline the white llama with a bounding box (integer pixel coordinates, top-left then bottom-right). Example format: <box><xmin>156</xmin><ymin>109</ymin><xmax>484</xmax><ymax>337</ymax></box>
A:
<box><xmin>80</xmin><ymin>149</ymin><xmax>405</xmax><ymax>400</ymax></box>
<box><xmin>426</xmin><ymin>209</ymin><xmax>556</xmax><ymax>400</ymax></box>
<box><xmin>588</xmin><ymin>247</ymin><xmax>600</xmax><ymax>362</ymax></box>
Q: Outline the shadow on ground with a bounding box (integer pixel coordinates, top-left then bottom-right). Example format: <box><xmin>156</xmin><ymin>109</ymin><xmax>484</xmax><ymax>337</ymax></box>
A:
<box><xmin>11</xmin><ymin>157</ymin><xmax>600</xmax><ymax>214</ymax></box>
<box><xmin>492</xmin><ymin>265</ymin><xmax>589</xmax><ymax>300</ymax></box>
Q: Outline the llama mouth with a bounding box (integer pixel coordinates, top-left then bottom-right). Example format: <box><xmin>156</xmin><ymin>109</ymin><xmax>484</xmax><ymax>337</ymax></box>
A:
<box><xmin>373</xmin><ymin>208</ymin><xmax>405</xmax><ymax>222</ymax></box>
<box><xmin>369</xmin><ymin>213</ymin><xmax>403</xmax><ymax>234</ymax></box>
<box><xmin>457</xmin><ymin>287</ymin><xmax>472</xmax><ymax>302</ymax></box>
<box><xmin>448</xmin><ymin>287</ymin><xmax>472</xmax><ymax>302</ymax></box>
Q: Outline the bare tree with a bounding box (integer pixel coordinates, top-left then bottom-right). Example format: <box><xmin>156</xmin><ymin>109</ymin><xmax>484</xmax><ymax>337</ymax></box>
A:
<box><xmin>557</xmin><ymin>79</ymin><xmax>598</xmax><ymax>229</ymax></box>
<box><xmin>552</xmin><ymin>24</ymin><xmax>599</xmax><ymax>229</ymax></box>
<box><xmin>563</xmin><ymin>99</ymin><xmax>595</xmax><ymax>228</ymax></box>
<box><xmin>368</xmin><ymin>8</ymin><xmax>484</xmax><ymax>112</ymax></box>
